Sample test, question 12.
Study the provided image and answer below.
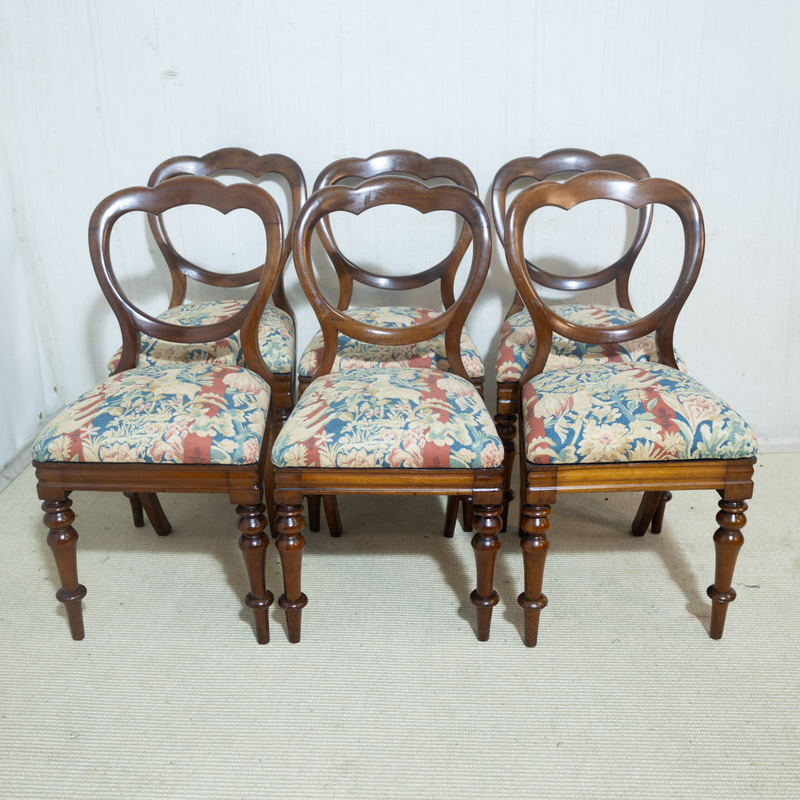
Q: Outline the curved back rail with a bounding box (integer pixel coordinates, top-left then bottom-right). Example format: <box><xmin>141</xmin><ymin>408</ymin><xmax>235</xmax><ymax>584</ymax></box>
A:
<box><xmin>148</xmin><ymin>148</ymin><xmax>306</xmax><ymax>317</ymax></box>
<box><xmin>504</xmin><ymin>171</ymin><xmax>704</xmax><ymax>385</ymax></box>
<box><xmin>89</xmin><ymin>176</ymin><xmax>284</xmax><ymax>386</ymax></box>
<box><xmin>492</xmin><ymin>149</ymin><xmax>653</xmax><ymax>311</ymax></box>
<box><xmin>294</xmin><ymin>176</ymin><xmax>492</xmax><ymax>382</ymax></box>
<box><xmin>313</xmin><ymin>150</ymin><xmax>479</xmax><ymax>309</ymax></box>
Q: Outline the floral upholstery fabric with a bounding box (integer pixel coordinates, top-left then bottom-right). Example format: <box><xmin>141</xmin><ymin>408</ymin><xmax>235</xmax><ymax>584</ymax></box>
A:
<box><xmin>273</xmin><ymin>367</ymin><xmax>503</xmax><ymax>469</ymax></box>
<box><xmin>298</xmin><ymin>306</ymin><xmax>485</xmax><ymax>379</ymax></box>
<box><xmin>107</xmin><ymin>300</ymin><xmax>294</xmax><ymax>376</ymax></box>
<box><xmin>495</xmin><ymin>304</ymin><xmax>687</xmax><ymax>383</ymax></box>
<box><xmin>522</xmin><ymin>362</ymin><xmax>757</xmax><ymax>465</ymax></box>
<box><xmin>33</xmin><ymin>364</ymin><xmax>271</xmax><ymax>465</ymax></box>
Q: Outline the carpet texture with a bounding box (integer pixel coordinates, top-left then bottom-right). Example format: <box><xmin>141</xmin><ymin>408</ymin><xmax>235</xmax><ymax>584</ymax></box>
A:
<box><xmin>1</xmin><ymin>454</ymin><xmax>798</xmax><ymax>798</ymax></box>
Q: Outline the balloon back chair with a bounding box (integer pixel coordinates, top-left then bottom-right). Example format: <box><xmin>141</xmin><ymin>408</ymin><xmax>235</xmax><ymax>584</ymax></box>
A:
<box><xmin>272</xmin><ymin>176</ymin><xmax>505</xmax><ymax>643</ymax></box>
<box><xmin>298</xmin><ymin>150</ymin><xmax>486</xmax><ymax>538</ymax></box>
<box><xmin>502</xmin><ymin>171</ymin><xmax>757</xmax><ymax>646</ymax></box>
<box><xmin>108</xmin><ymin>149</ymin><xmax>305</xmax><ymax>536</ymax></box>
<box><xmin>492</xmin><ymin>149</ymin><xmax>677</xmax><ymax>534</ymax></box>
<box><xmin>33</xmin><ymin>176</ymin><xmax>284</xmax><ymax>644</ymax></box>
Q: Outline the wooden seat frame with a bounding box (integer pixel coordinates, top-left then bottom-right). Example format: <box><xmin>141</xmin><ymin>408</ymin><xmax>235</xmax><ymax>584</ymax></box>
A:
<box><xmin>503</xmin><ymin>171</ymin><xmax>755</xmax><ymax>646</ymax></box>
<box><xmin>491</xmin><ymin>149</ymin><xmax>671</xmax><ymax>534</ymax></box>
<box><xmin>302</xmin><ymin>150</ymin><xmax>483</xmax><ymax>537</ymax></box>
<box><xmin>34</xmin><ymin>177</ymin><xmax>284</xmax><ymax>644</ymax></box>
<box><xmin>273</xmin><ymin>176</ymin><xmax>504</xmax><ymax>643</ymax></box>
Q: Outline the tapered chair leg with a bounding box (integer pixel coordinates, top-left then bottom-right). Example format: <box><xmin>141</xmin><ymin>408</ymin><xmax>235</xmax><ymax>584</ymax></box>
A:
<box><xmin>323</xmin><ymin>496</ymin><xmax>343</xmax><ymax>537</ymax></box>
<box><xmin>631</xmin><ymin>491</ymin><xmax>668</xmax><ymax>536</ymax></box>
<box><xmin>123</xmin><ymin>492</ymin><xmax>144</xmax><ymax>528</ymax></box>
<box><xmin>707</xmin><ymin>499</ymin><xmax>747</xmax><ymax>639</ymax></box>
<box><xmin>651</xmin><ymin>491</ymin><xmax>672</xmax><ymax>534</ymax></box>
<box><xmin>43</xmin><ymin>497</ymin><xmax>87</xmax><ymax>640</ymax></box>
<box><xmin>307</xmin><ymin>496</ymin><xmax>321</xmax><ymax>533</ymax></box>
<box><xmin>140</xmin><ymin>493</ymin><xmax>172</xmax><ymax>536</ymax></box>
<box><xmin>518</xmin><ymin>503</ymin><xmax>550</xmax><ymax>647</ymax></box>
<box><xmin>237</xmin><ymin>503</ymin><xmax>274</xmax><ymax>644</ymax></box>
<box><xmin>495</xmin><ymin>412</ymin><xmax>517</xmax><ymax>533</ymax></box>
<box><xmin>470</xmin><ymin>504</ymin><xmax>502</xmax><ymax>641</ymax></box>
<box><xmin>462</xmin><ymin>498</ymin><xmax>474</xmax><ymax>532</ymax></box>
<box><xmin>275</xmin><ymin>504</ymin><xmax>308</xmax><ymax>643</ymax></box>
<box><xmin>444</xmin><ymin>496</ymin><xmax>459</xmax><ymax>537</ymax></box>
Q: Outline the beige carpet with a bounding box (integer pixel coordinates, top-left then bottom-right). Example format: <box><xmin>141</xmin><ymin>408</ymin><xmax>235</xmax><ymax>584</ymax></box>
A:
<box><xmin>1</xmin><ymin>454</ymin><xmax>798</xmax><ymax>799</ymax></box>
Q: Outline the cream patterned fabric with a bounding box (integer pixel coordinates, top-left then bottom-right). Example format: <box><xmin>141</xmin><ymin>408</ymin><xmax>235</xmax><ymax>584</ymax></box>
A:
<box><xmin>522</xmin><ymin>362</ymin><xmax>757</xmax><ymax>465</ymax></box>
<box><xmin>107</xmin><ymin>300</ymin><xmax>294</xmax><ymax>375</ymax></box>
<box><xmin>273</xmin><ymin>367</ymin><xmax>503</xmax><ymax>469</ymax></box>
<box><xmin>33</xmin><ymin>364</ymin><xmax>271</xmax><ymax>465</ymax></box>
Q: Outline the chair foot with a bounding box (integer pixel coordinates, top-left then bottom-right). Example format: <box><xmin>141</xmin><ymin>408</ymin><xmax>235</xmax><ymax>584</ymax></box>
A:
<box><xmin>518</xmin><ymin>503</ymin><xmax>550</xmax><ymax>647</ymax></box>
<box><xmin>707</xmin><ymin>499</ymin><xmax>747</xmax><ymax>639</ymax></box>
<box><xmin>275</xmin><ymin>504</ymin><xmax>307</xmax><ymax>642</ymax></box>
<box><xmin>140</xmin><ymin>493</ymin><xmax>172</xmax><ymax>536</ymax></box>
<box><xmin>43</xmin><ymin>497</ymin><xmax>87</xmax><ymax>640</ymax></box>
<box><xmin>470</xmin><ymin>504</ymin><xmax>502</xmax><ymax>640</ymax></box>
<box><xmin>237</xmin><ymin>503</ymin><xmax>273</xmax><ymax>644</ymax></box>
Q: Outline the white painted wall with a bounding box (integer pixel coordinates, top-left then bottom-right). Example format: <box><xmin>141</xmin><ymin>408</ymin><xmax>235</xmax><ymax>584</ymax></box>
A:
<box><xmin>1</xmin><ymin>0</ymin><xmax>798</xmax><ymax>477</ymax></box>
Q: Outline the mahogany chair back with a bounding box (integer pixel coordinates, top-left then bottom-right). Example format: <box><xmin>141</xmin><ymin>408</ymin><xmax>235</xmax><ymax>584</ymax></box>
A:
<box><xmin>147</xmin><ymin>148</ymin><xmax>305</xmax><ymax>320</ymax></box>
<box><xmin>91</xmin><ymin>175</ymin><xmax>284</xmax><ymax>383</ymax></box>
<box><xmin>504</xmin><ymin>171</ymin><xmax>703</xmax><ymax>386</ymax></box>
<box><xmin>313</xmin><ymin>150</ymin><xmax>479</xmax><ymax>309</ymax></box>
<box><xmin>492</xmin><ymin>148</ymin><xmax>653</xmax><ymax>311</ymax></box>
<box><xmin>293</xmin><ymin>175</ymin><xmax>492</xmax><ymax>383</ymax></box>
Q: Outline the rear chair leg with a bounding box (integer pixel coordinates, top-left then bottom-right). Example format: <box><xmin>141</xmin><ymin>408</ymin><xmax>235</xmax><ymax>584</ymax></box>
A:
<box><xmin>275</xmin><ymin>504</ymin><xmax>308</xmax><ymax>643</ymax></box>
<box><xmin>494</xmin><ymin>412</ymin><xmax>517</xmax><ymax>533</ymax></box>
<box><xmin>632</xmin><ymin>491</ymin><xmax>670</xmax><ymax>536</ymax></box>
<box><xmin>518</xmin><ymin>503</ymin><xmax>550</xmax><ymax>647</ymax></box>
<box><xmin>140</xmin><ymin>493</ymin><xmax>172</xmax><ymax>536</ymax></box>
<box><xmin>323</xmin><ymin>496</ymin><xmax>343</xmax><ymax>537</ymax></box>
<box><xmin>43</xmin><ymin>497</ymin><xmax>87</xmax><ymax>640</ymax></box>
<box><xmin>123</xmin><ymin>492</ymin><xmax>144</xmax><ymax>527</ymax></box>
<box><xmin>707</xmin><ymin>499</ymin><xmax>747</xmax><ymax>639</ymax></box>
<box><xmin>470</xmin><ymin>504</ymin><xmax>502</xmax><ymax>641</ymax></box>
<box><xmin>237</xmin><ymin>503</ymin><xmax>274</xmax><ymax>644</ymax></box>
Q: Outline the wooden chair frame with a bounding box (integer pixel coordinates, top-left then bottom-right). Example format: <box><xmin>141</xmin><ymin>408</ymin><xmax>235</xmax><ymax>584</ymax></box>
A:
<box><xmin>503</xmin><ymin>171</ymin><xmax>755</xmax><ymax>646</ymax></box>
<box><xmin>302</xmin><ymin>150</ymin><xmax>483</xmax><ymax>537</ymax></box>
<box><xmin>491</xmin><ymin>149</ymin><xmax>669</xmax><ymax>534</ymax></box>
<box><xmin>35</xmin><ymin>177</ymin><xmax>284</xmax><ymax>643</ymax></box>
<box><xmin>273</xmin><ymin>176</ymin><xmax>504</xmax><ymax>643</ymax></box>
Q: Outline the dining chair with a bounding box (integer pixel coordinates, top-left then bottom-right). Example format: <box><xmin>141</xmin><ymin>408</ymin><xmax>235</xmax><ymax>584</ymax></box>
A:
<box><xmin>271</xmin><ymin>175</ymin><xmax>505</xmax><ymax>643</ymax></box>
<box><xmin>502</xmin><ymin>171</ymin><xmax>757</xmax><ymax>646</ymax></box>
<box><xmin>32</xmin><ymin>176</ymin><xmax>284</xmax><ymax>643</ymax></box>
<box><xmin>492</xmin><ymin>149</ymin><xmax>677</xmax><ymax>534</ymax></box>
<box><xmin>108</xmin><ymin>148</ymin><xmax>305</xmax><ymax>535</ymax></box>
<box><xmin>299</xmin><ymin>150</ymin><xmax>485</xmax><ymax>537</ymax></box>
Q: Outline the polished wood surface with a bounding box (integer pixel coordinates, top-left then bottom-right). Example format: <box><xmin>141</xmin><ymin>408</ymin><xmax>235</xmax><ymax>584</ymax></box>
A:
<box><xmin>274</xmin><ymin>175</ymin><xmax>504</xmax><ymax>641</ymax></box>
<box><xmin>504</xmin><ymin>171</ymin><xmax>755</xmax><ymax>645</ymax></box>
<box><xmin>491</xmin><ymin>150</ymin><xmax>663</xmax><ymax>533</ymax></box>
<box><xmin>36</xmin><ymin>176</ymin><xmax>284</xmax><ymax>643</ymax></box>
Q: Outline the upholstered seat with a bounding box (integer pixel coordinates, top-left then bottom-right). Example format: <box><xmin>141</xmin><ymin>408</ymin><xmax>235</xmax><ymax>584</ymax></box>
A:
<box><xmin>496</xmin><ymin>304</ymin><xmax>687</xmax><ymax>383</ymax></box>
<box><xmin>107</xmin><ymin>300</ymin><xmax>294</xmax><ymax>375</ymax></box>
<box><xmin>298</xmin><ymin>306</ymin><xmax>484</xmax><ymax>380</ymax></box>
<box><xmin>522</xmin><ymin>362</ymin><xmax>757</xmax><ymax>465</ymax></box>
<box><xmin>274</xmin><ymin>367</ymin><xmax>502</xmax><ymax>470</ymax></box>
<box><xmin>34</xmin><ymin>364</ymin><xmax>271</xmax><ymax>466</ymax></box>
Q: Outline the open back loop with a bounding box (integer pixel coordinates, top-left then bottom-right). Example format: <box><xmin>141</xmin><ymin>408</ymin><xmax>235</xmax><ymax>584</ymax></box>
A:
<box><xmin>293</xmin><ymin>176</ymin><xmax>492</xmax><ymax>382</ymax></box>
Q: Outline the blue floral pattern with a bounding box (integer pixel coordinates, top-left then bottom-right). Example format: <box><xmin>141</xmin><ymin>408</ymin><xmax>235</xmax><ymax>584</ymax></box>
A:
<box><xmin>273</xmin><ymin>367</ymin><xmax>503</xmax><ymax>469</ymax></box>
<box><xmin>33</xmin><ymin>364</ymin><xmax>271</xmax><ymax>465</ymax></box>
<box><xmin>522</xmin><ymin>362</ymin><xmax>757</xmax><ymax>465</ymax></box>
<box><xmin>496</xmin><ymin>304</ymin><xmax>687</xmax><ymax>383</ymax></box>
<box><xmin>107</xmin><ymin>300</ymin><xmax>294</xmax><ymax>375</ymax></box>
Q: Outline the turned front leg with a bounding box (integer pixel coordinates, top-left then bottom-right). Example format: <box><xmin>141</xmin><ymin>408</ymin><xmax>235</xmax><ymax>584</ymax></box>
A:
<box><xmin>707</xmin><ymin>499</ymin><xmax>747</xmax><ymax>639</ymax></box>
<box><xmin>43</xmin><ymin>498</ymin><xmax>87</xmax><ymax>640</ymax></box>
<box><xmin>237</xmin><ymin>503</ymin><xmax>274</xmax><ymax>644</ymax></box>
<box><xmin>517</xmin><ymin>503</ymin><xmax>550</xmax><ymax>647</ymax></box>
<box><xmin>275</xmin><ymin>504</ymin><xmax>308</xmax><ymax>643</ymax></box>
<box><xmin>470</xmin><ymin>504</ymin><xmax>502</xmax><ymax>641</ymax></box>
<box><xmin>494</xmin><ymin>413</ymin><xmax>517</xmax><ymax>533</ymax></box>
